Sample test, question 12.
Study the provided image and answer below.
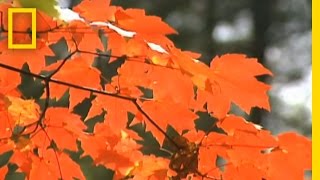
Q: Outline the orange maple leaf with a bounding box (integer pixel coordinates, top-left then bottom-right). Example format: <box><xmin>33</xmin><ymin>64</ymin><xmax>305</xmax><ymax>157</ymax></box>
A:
<box><xmin>209</xmin><ymin>54</ymin><xmax>272</xmax><ymax>114</ymax></box>
<box><xmin>87</xmin><ymin>93</ymin><xmax>138</xmax><ymax>132</ymax></box>
<box><xmin>31</xmin><ymin>108</ymin><xmax>86</xmax><ymax>151</ymax></box>
<box><xmin>3</xmin><ymin>95</ymin><xmax>39</xmax><ymax>126</ymax></box>
<box><xmin>80</xmin><ymin>122</ymin><xmax>143</xmax><ymax>178</ymax></box>
<box><xmin>29</xmin><ymin>149</ymin><xmax>85</xmax><ymax>180</ymax></box>
<box><xmin>74</xmin><ymin>0</ymin><xmax>116</xmax><ymax>21</ymax></box>
<box><xmin>115</xmin><ymin>8</ymin><xmax>177</xmax><ymax>35</ymax></box>
<box><xmin>0</xmin><ymin>166</ymin><xmax>8</xmax><ymax>179</ymax></box>
<box><xmin>137</xmin><ymin>100</ymin><xmax>197</xmax><ymax>144</ymax></box>
<box><xmin>169</xmin><ymin>48</ymin><xmax>272</xmax><ymax>118</ymax></box>
<box><xmin>44</xmin><ymin>56</ymin><xmax>101</xmax><ymax>109</ymax></box>
<box><xmin>128</xmin><ymin>155</ymin><xmax>170</xmax><ymax>179</ymax></box>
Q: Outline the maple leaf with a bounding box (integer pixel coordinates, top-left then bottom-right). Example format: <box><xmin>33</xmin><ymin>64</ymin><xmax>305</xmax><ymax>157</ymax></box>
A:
<box><xmin>114</xmin><ymin>8</ymin><xmax>177</xmax><ymax>36</ymax></box>
<box><xmin>0</xmin><ymin>69</ymin><xmax>22</xmax><ymax>94</ymax></box>
<box><xmin>76</xmin><ymin>29</ymin><xmax>105</xmax><ymax>52</ymax></box>
<box><xmin>0</xmin><ymin>137</ymin><xmax>34</xmax><ymax>175</ymax></box>
<box><xmin>0</xmin><ymin>166</ymin><xmax>8</xmax><ymax>179</ymax></box>
<box><xmin>168</xmin><ymin>48</ymin><xmax>272</xmax><ymax>118</ymax></box>
<box><xmin>168</xmin><ymin>47</ymin><xmax>213</xmax><ymax>89</ymax></box>
<box><xmin>223</xmin><ymin>163</ymin><xmax>266</xmax><ymax>180</ymax></box>
<box><xmin>277</xmin><ymin>132</ymin><xmax>311</xmax><ymax>170</ymax></box>
<box><xmin>106</xmin><ymin>33</ymin><xmax>149</xmax><ymax>61</ymax></box>
<box><xmin>80</xmin><ymin>122</ymin><xmax>143</xmax><ymax>178</ymax></box>
<box><xmin>4</xmin><ymin>95</ymin><xmax>39</xmax><ymax>126</ymax></box>
<box><xmin>260</xmin><ymin>132</ymin><xmax>311</xmax><ymax>180</ymax></box>
<box><xmin>135</xmin><ymin>100</ymin><xmax>198</xmax><ymax>145</ymax></box>
<box><xmin>0</xmin><ymin>140</ymin><xmax>13</xmax><ymax>158</ymax></box>
<box><xmin>32</xmin><ymin>107</ymin><xmax>86</xmax><ymax>151</ymax></box>
<box><xmin>191</xmin><ymin>119</ymin><xmax>310</xmax><ymax>180</ymax></box>
<box><xmin>29</xmin><ymin>149</ymin><xmax>85</xmax><ymax>180</ymax></box>
<box><xmin>128</xmin><ymin>155</ymin><xmax>170</xmax><ymax>180</ymax></box>
<box><xmin>197</xmin><ymin>145</ymin><xmax>221</xmax><ymax>178</ymax></box>
<box><xmin>117</xmin><ymin>60</ymin><xmax>196</xmax><ymax>106</ymax></box>
<box><xmin>0</xmin><ymin>40</ymin><xmax>54</xmax><ymax>74</ymax></box>
<box><xmin>209</xmin><ymin>54</ymin><xmax>272</xmax><ymax>114</ymax></box>
<box><xmin>55</xmin><ymin>21</ymin><xmax>105</xmax><ymax>52</ymax></box>
<box><xmin>203</xmin><ymin>116</ymin><xmax>278</xmax><ymax>157</ymax></box>
<box><xmin>44</xmin><ymin>56</ymin><xmax>101</xmax><ymax>109</ymax></box>
<box><xmin>181</xmin><ymin>123</ymin><xmax>282</xmax><ymax>179</ymax></box>
<box><xmin>86</xmin><ymin>94</ymin><xmax>138</xmax><ymax>132</ymax></box>
<box><xmin>0</xmin><ymin>94</ymin><xmax>39</xmax><ymax>139</ymax></box>
<box><xmin>0</xmin><ymin>97</ymin><xmax>16</xmax><ymax>139</ymax></box>
<box><xmin>73</xmin><ymin>0</ymin><xmax>116</xmax><ymax>22</ymax></box>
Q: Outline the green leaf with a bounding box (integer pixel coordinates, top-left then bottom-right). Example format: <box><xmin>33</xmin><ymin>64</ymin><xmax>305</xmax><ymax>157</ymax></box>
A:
<box><xmin>16</xmin><ymin>0</ymin><xmax>60</xmax><ymax>19</ymax></box>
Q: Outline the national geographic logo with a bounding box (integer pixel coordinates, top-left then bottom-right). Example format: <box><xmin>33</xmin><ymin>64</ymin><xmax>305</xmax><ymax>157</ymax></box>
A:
<box><xmin>8</xmin><ymin>8</ymin><xmax>36</xmax><ymax>49</ymax></box>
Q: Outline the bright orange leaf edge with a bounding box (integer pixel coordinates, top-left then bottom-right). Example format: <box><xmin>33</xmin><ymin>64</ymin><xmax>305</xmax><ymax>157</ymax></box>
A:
<box><xmin>0</xmin><ymin>0</ymin><xmax>311</xmax><ymax>180</ymax></box>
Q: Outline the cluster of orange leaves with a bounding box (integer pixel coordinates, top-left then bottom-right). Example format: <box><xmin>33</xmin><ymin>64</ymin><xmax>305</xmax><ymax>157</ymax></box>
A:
<box><xmin>0</xmin><ymin>0</ymin><xmax>311</xmax><ymax>179</ymax></box>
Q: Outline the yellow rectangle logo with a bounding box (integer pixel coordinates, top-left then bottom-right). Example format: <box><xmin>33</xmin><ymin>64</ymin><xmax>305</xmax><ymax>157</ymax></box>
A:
<box><xmin>8</xmin><ymin>8</ymin><xmax>36</xmax><ymax>49</ymax></box>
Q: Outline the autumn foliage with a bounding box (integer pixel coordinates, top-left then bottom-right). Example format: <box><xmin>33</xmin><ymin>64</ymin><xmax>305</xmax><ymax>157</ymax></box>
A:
<box><xmin>0</xmin><ymin>0</ymin><xmax>311</xmax><ymax>180</ymax></box>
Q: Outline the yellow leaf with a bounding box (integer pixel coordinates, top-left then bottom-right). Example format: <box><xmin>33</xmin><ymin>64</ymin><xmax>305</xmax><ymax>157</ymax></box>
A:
<box><xmin>5</xmin><ymin>96</ymin><xmax>39</xmax><ymax>126</ymax></box>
